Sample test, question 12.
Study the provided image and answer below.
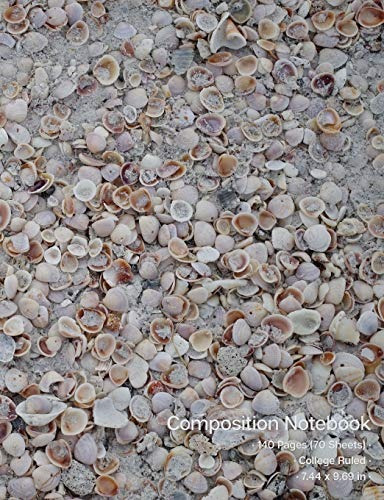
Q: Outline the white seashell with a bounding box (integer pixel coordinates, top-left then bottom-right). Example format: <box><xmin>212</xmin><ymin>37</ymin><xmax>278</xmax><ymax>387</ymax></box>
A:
<box><xmin>73</xmin><ymin>179</ymin><xmax>97</xmax><ymax>202</ymax></box>
<box><xmin>210</xmin><ymin>13</ymin><xmax>246</xmax><ymax>53</ymax></box>
<box><xmin>16</xmin><ymin>397</ymin><xmax>67</xmax><ymax>426</ymax></box>
<box><xmin>93</xmin><ymin>397</ymin><xmax>128</xmax><ymax>428</ymax></box>
<box><xmin>5</xmin><ymin>99</ymin><xmax>28</xmax><ymax>123</ymax></box>
<box><xmin>3</xmin><ymin>433</ymin><xmax>25</xmax><ymax>457</ymax></box>
<box><xmin>288</xmin><ymin>309</ymin><xmax>321</xmax><ymax>335</ymax></box>
<box><xmin>303</xmin><ymin>224</ymin><xmax>331</xmax><ymax>252</ymax></box>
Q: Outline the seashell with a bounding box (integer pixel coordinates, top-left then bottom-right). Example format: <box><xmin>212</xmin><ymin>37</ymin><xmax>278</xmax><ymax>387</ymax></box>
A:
<box><xmin>252</xmin><ymin>389</ymin><xmax>280</xmax><ymax>415</ymax></box>
<box><xmin>164</xmin><ymin>448</ymin><xmax>193</xmax><ymax>481</ymax></box>
<box><xmin>299</xmin><ymin>196</ymin><xmax>326</xmax><ymax>217</ymax></box>
<box><xmin>368</xmin><ymin>215</ymin><xmax>384</xmax><ymax>238</ymax></box>
<box><xmin>74</xmin><ymin>383</ymin><xmax>96</xmax><ymax>408</ymax></box>
<box><xmin>200</xmin><ymin>86</ymin><xmax>225</xmax><ymax>113</ymax></box>
<box><xmin>316</xmin><ymin>108</ymin><xmax>341</xmax><ymax>134</ymax></box>
<box><xmin>76</xmin><ymin>308</ymin><xmax>106</xmax><ymax>333</ymax></box>
<box><xmin>261</xmin><ymin>315</ymin><xmax>293</xmax><ymax>343</ymax></box>
<box><xmin>130</xmin><ymin>188</ymin><xmax>152</xmax><ymax>212</ymax></box>
<box><xmin>196</xmin><ymin>113</ymin><xmax>226</xmax><ymax>137</ymax></box>
<box><xmin>3</xmin><ymin>432</ymin><xmax>25</xmax><ymax>457</ymax></box>
<box><xmin>268</xmin><ymin>195</ymin><xmax>295</xmax><ymax>219</ymax></box>
<box><xmin>77</xmin><ymin>74</ymin><xmax>98</xmax><ymax>96</ymax></box>
<box><xmin>115</xmin><ymin>421</ymin><xmax>138</xmax><ymax>444</ymax></box>
<box><xmin>95</xmin><ymin>475</ymin><xmax>119</xmax><ymax>497</ymax></box>
<box><xmin>0</xmin><ymin>201</ymin><xmax>11</xmax><ymax>230</ymax></box>
<box><xmin>327</xmin><ymin>381</ymin><xmax>353</xmax><ymax>407</ymax></box>
<box><xmin>16</xmin><ymin>396</ymin><xmax>66</xmax><ymax>425</ymax></box>
<box><xmin>229</xmin><ymin>0</ymin><xmax>252</xmax><ymax>23</ymax></box>
<box><xmin>46</xmin><ymin>439</ymin><xmax>72</xmax><ymax>468</ymax></box>
<box><xmin>288</xmin><ymin>309</ymin><xmax>321</xmax><ymax>335</ymax></box>
<box><xmin>258</xmin><ymin>210</ymin><xmax>276</xmax><ymax>231</ymax></box>
<box><xmin>186</xmin><ymin>66</ymin><xmax>214</xmax><ymax>91</ymax></box>
<box><xmin>357</xmin><ymin>5</ymin><xmax>384</xmax><ymax>28</ymax></box>
<box><xmin>272</xmin><ymin>59</ymin><xmax>298</xmax><ymax>86</ymax></box>
<box><xmin>93</xmin><ymin>397</ymin><xmax>128</xmax><ymax>428</ymax></box>
<box><xmin>93</xmin><ymin>55</ymin><xmax>120</xmax><ymax>86</ymax></box>
<box><xmin>286</xmin><ymin>19</ymin><xmax>309</xmax><ymax>39</ymax></box>
<box><xmin>74</xmin><ymin>433</ymin><xmax>98</xmax><ymax>465</ymax></box>
<box><xmin>8</xmin><ymin>477</ymin><xmax>36</xmax><ymax>500</ymax></box>
<box><xmin>208</xmin><ymin>52</ymin><xmax>233</xmax><ymax>67</ymax></box>
<box><xmin>150</xmin><ymin>317</ymin><xmax>174</xmax><ymax>344</ymax></box>
<box><xmin>189</xmin><ymin>329</ymin><xmax>213</xmax><ymax>352</ymax></box>
<box><xmin>61</xmin><ymin>407</ymin><xmax>88</xmax><ymax>435</ymax></box>
<box><xmin>220</xmin><ymin>385</ymin><xmax>244</xmax><ymax>408</ymax></box>
<box><xmin>354</xmin><ymin>379</ymin><xmax>380</xmax><ymax>401</ymax></box>
<box><xmin>109</xmin><ymin>364</ymin><xmax>129</xmax><ymax>386</ymax></box>
<box><xmin>93</xmin><ymin>333</ymin><xmax>116</xmax><ymax>361</ymax></box>
<box><xmin>283</xmin><ymin>366</ymin><xmax>311</xmax><ymax>398</ymax></box>
<box><xmin>171</xmin><ymin>44</ymin><xmax>194</xmax><ymax>75</ymax></box>
<box><xmin>161</xmin><ymin>363</ymin><xmax>189</xmax><ymax>389</ymax></box>
<box><xmin>129</xmin><ymin>395</ymin><xmax>152</xmax><ymax>423</ymax></box>
<box><xmin>66</xmin><ymin>20</ymin><xmax>89</xmax><ymax>45</ymax></box>
<box><xmin>303</xmin><ymin>224</ymin><xmax>331</xmax><ymax>252</ymax></box>
<box><xmin>32</xmin><ymin>463</ymin><xmax>61</xmax><ymax>492</ymax></box>
<box><xmin>312</xmin><ymin>10</ymin><xmax>336</xmax><ymax>31</ymax></box>
<box><xmin>232</xmin><ymin>213</ymin><xmax>258</xmax><ymax>236</ymax></box>
<box><xmin>210</xmin><ymin>13</ymin><xmax>247</xmax><ymax>53</ymax></box>
<box><xmin>258</xmin><ymin>19</ymin><xmax>280</xmax><ymax>40</ymax></box>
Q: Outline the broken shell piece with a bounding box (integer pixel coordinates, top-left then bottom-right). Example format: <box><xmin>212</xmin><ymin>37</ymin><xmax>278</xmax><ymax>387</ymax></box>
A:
<box><xmin>93</xmin><ymin>397</ymin><xmax>128</xmax><ymax>428</ymax></box>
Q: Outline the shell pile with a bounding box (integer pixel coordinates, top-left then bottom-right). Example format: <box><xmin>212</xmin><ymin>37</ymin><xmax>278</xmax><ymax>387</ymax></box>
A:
<box><xmin>0</xmin><ymin>0</ymin><xmax>383</xmax><ymax>498</ymax></box>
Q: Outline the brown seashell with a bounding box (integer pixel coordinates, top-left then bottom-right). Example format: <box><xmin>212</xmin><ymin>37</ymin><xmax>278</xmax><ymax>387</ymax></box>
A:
<box><xmin>207</xmin><ymin>52</ymin><xmax>233</xmax><ymax>66</ymax></box>
<box><xmin>77</xmin><ymin>75</ymin><xmax>98</xmax><ymax>96</ymax></box>
<box><xmin>283</xmin><ymin>366</ymin><xmax>310</xmax><ymax>398</ymax></box>
<box><xmin>66</xmin><ymin>20</ymin><xmax>89</xmax><ymax>45</ymax></box>
<box><xmin>46</xmin><ymin>439</ymin><xmax>72</xmax><ymax>468</ymax></box>
<box><xmin>76</xmin><ymin>308</ymin><xmax>106</xmax><ymax>333</ymax></box>
<box><xmin>4</xmin><ymin>5</ymin><xmax>26</xmax><ymax>23</ymax></box>
<box><xmin>357</xmin><ymin>5</ymin><xmax>384</xmax><ymax>28</ymax></box>
<box><xmin>327</xmin><ymin>381</ymin><xmax>353</xmax><ymax>407</ymax></box>
<box><xmin>261</xmin><ymin>315</ymin><xmax>294</xmax><ymax>343</ymax></box>
<box><xmin>61</xmin><ymin>407</ymin><xmax>88</xmax><ymax>435</ymax></box>
<box><xmin>93</xmin><ymin>55</ymin><xmax>120</xmax><ymax>86</ymax></box>
<box><xmin>258</xmin><ymin>19</ymin><xmax>280</xmax><ymax>40</ymax></box>
<box><xmin>354</xmin><ymin>378</ymin><xmax>380</xmax><ymax>401</ymax></box>
<box><xmin>217</xmin><ymin>154</ymin><xmax>238</xmax><ymax>177</ymax></box>
<box><xmin>187</xmin><ymin>66</ymin><xmax>214</xmax><ymax>91</ymax></box>
<box><xmin>272</xmin><ymin>59</ymin><xmax>298</xmax><ymax>85</ymax></box>
<box><xmin>130</xmin><ymin>188</ymin><xmax>152</xmax><ymax>213</ymax></box>
<box><xmin>0</xmin><ymin>200</ymin><xmax>11</xmax><ymax>231</ymax></box>
<box><xmin>95</xmin><ymin>475</ymin><xmax>119</xmax><ymax>497</ymax></box>
<box><xmin>336</xmin><ymin>13</ymin><xmax>358</xmax><ymax>37</ymax></box>
<box><xmin>368</xmin><ymin>215</ymin><xmax>384</xmax><ymax>238</ymax></box>
<box><xmin>200</xmin><ymin>86</ymin><xmax>225</xmax><ymax>113</ymax></box>
<box><xmin>311</xmin><ymin>10</ymin><xmax>336</xmax><ymax>31</ymax></box>
<box><xmin>311</xmin><ymin>73</ymin><xmax>335</xmax><ymax>97</ymax></box>
<box><xmin>286</xmin><ymin>19</ymin><xmax>309</xmax><ymax>40</ymax></box>
<box><xmin>150</xmin><ymin>317</ymin><xmax>174</xmax><ymax>344</ymax></box>
<box><xmin>93</xmin><ymin>333</ymin><xmax>116</xmax><ymax>361</ymax></box>
<box><xmin>196</xmin><ymin>113</ymin><xmax>226</xmax><ymax>137</ymax></box>
<box><xmin>316</xmin><ymin>108</ymin><xmax>341</xmax><ymax>134</ymax></box>
<box><xmin>157</xmin><ymin>160</ymin><xmax>187</xmax><ymax>180</ymax></box>
<box><xmin>74</xmin><ymin>383</ymin><xmax>96</xmax><ymax>408</ymax></box>
<box><xmin>231</xmin><ymin>213</ymin><xmax>258</xmax><ymax>237</ymax></box>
